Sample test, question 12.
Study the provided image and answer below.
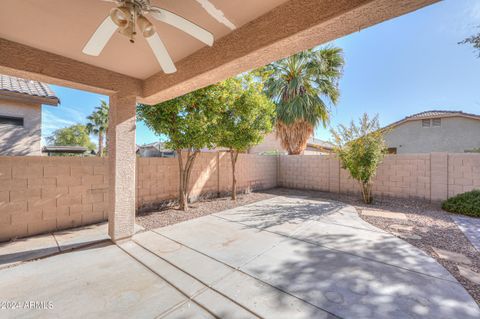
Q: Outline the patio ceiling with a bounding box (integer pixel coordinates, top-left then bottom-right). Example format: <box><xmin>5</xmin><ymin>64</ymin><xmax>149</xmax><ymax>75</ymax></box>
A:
<box><xmin>0</xmin><ymin>0</ymin><xmax>437</xmax><ymax>103</ymax></box>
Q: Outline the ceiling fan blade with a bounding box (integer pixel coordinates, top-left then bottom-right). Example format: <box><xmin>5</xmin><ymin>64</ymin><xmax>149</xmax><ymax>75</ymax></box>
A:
<box><xmin>195</xmin><ymin>0</ymin><xmax>236</xmax><ymax>30</ymax></box>
<box><xmin>149</xmin><ymin>8</ymin><xmax>214</xmax><ymax>46</ymax></box>
<box><xmin>82</xmin><ymin>16</ymin><xmax>118</xmax><ymax>56</ymax></box>
<box><xmin>146</xmin><ymin>33</ymin><xmax>177</xmax><ymax>74</ymax></box>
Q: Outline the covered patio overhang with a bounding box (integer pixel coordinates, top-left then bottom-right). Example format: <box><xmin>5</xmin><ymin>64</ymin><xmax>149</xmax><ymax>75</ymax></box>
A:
<box><xmin>0</xmin><ymin>0</ymin><xmax>437</xmax><ymax>241</ymax></box>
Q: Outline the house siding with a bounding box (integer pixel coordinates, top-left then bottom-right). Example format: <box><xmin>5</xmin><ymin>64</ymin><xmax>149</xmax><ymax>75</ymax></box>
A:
<box><xmin>0</xmin><ymin>99</ymin><xmax>42</xmax><ymax>156</ymax></box>
<box><xmin>384</xmin><ymin>117</ymin><xmax>480</xmax><ymax>154</ymax></box>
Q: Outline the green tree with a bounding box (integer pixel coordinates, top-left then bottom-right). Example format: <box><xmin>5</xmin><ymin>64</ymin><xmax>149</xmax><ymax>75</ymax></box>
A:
<box><xmin>137</xmin><ymin>86</ymin><xmax>224</xmax><ymax>211</ymax></box>
<box><xmin>86</xmin><ymin>100</ymin><xmax>109</xmax><ymax>157</ymax></box>
<box><xmin>331</xmin><ymin>113</ymin><xmax>386</xmax><ymax>204</ymax></box>
<box><xmin>264</xmin><ymin>47</ymin><xmax>344</xmax><ymax>154</ymax></box>
<box><xmin>217</xmin><ymin>76</ymin><xmax>275</xmax><ymax>200</ymax></box>
<box><xmin>47</xmin><ymin>124</ymin><xmax>96</xmax><ymax>154</ymax></box>
<box><xmin>459</xmin><ymin>26</ymin><xmax>480</xmax><ymax>58</ymax></box>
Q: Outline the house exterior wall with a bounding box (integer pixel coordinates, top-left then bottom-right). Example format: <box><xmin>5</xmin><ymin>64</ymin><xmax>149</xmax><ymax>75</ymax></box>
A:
<box><xmin>0</xmin><ymin>99</ymin><xmax>42</xmax><ymax>156</ymax></box>
<box><xmin>248</xmin><ymin>132</ymin><xmax>284</xmax><ymax>154</ymax></box>
<box><xmin>384</xmin><ymin>117</ymin><xmax>480</xmax><ymax>154</ymax></box>
<box><xmin>248</xmin><ymin>132</ymin><xmax>331</xmax><ymax>155</ymax></box>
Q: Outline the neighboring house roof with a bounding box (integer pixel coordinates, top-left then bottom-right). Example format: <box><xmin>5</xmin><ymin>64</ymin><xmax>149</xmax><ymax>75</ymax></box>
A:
<box><xmin>307</xmin><ymin>137</ymin><xmax>335</xmax><ymax>150</ymax></box>
<box><xmin>42</xmin><ymin>146</ymin><xmax>88</xmax><ymax>154</ymax></box>
<box><xmin>137</xmin><ymin>141</ymin><xmax>171</xmax><ymax>152</ymax></box>
<box><xmin>0</xmin><ymin>74</ymin><xmax>60</xmax><ymax>106</ymax></box>
<box><xmin>385</xmin><ymin>110</ymin><xmax>480</xmax><ymax>129</ymax></box>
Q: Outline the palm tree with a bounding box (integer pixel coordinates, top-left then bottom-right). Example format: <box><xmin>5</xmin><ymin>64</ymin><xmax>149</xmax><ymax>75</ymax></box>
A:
<box><xmin>86</xmin><ymin>100</ymin><xmax>109</xmax><ymax>157</ymax></box>
<box><xmin>264</xmin><ymin>47</ymin><xmax>344</xmax><ymax>154</ymax></box>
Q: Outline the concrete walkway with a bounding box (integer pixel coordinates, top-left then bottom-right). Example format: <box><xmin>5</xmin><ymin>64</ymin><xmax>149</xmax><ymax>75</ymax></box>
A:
<box><xmin>1</xmin><ymin>196</ymin><xmax>479</xmax><ymax>318</ymax></box>
<box><xmin>452</xmin><ymin>215</ymin><xmax>480</xmax><ymax>252</ymax></box>
<box><xmin>0</xmin><ymin>222</ymin><xmax>144</xmax><ymax>269</ymax></box>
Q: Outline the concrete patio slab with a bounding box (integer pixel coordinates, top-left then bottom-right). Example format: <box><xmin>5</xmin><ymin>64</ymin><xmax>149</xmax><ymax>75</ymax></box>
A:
<box><xmin>0</xmin><ymin>222</ymin><xmax>145</xmax><ymax>268</ymax></box>
<box><xmin>119</xmin><ymin>240</ymin><xmax>207</xmax><ymax>298</ymax></box>
<box><xmin>155</xmin><ymin>215</ymin><xmax>285</xmax><ymax>268</ymax></box>
<box><xmin>156</xmin><ymin>195</ymin><xmax>480</xmax><ymax>318</ymax></box>
<box><xmin>214</xmin><ymin>196</ymin><xmax>381</xmax><ymax>234</ymax></box>
<box><xmin>214</xmin><ymin>197</ymin><xmax>451</xmax><ymax>280</ymax></box>
<box><xmin>0</xmin><ymin>243</ymin><xmax>188</xmax><ymax>319</ymax></box>
<box><xmin>131</xmin><ymin>232</ymin><xmax>326</xmax><ymax>318</ymax></box>
<box><xmin>452</xmin><ymin>215</ymin><xmax>480</xmax><ymax>252</ymax></box>
<box><xmin>242</xmin><ymin>237</ymin><xmax>477</xmax><ymax>319</ymax></box>
<box><xmin>1</xmin><ymin>195</ymin><xmax>478</xmax><ymax>319</ymax></box>
<box><xmin>53</xmin><ymin>223</ymin><xmax>110</xmax><ymax>252</ymax></box>
<box><xmin>0</xmin><ymin>234</ymin><xmax>58</xmax><ymax>268</ymax></box>
<box><xmin>293</xmin><ymin>220</ymin><xmax>451</xmax><ymax>280</ymax></box>
<box><xmin>210</xmin><ymin>270</ymin><xmax>336</xmax><ymax>319</ymax></box>
<box><xmin>133</xmin><ymin>231</ymin><xmax>234</xmax><ymax>286</ymax></box>
<box><xmin>161</xmin><ymin>302</ymin><xmax>214</xmax><ymax>319</ymax></box>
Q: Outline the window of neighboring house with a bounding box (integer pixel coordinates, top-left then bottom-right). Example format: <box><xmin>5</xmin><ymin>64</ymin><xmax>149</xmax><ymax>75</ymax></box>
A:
<box><xmin>0</xmin><ymin>115</ymin><xmax>24</xmax><ymax>127</ymax></box>
<box><xmin>422</xmin><ymin>119</ymin><xmax>431</xmax><ymax>127</ymax></box>
<box><xmin>387</xmin><ymin>147</ymin><xmax>397</xmax><ymax>154</ymax></box>
<box><xmin>432</xmin><ymin>118</ymin><xmax>441</xmax><ymax>127</ymax></box>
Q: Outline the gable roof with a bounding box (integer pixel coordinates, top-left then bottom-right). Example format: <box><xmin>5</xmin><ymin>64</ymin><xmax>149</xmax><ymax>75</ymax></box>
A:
<box><xmin>0</xmin><ymin>74</ymin><xmax>59</xmax><ymax>106</ymax></box>
<box><xmin>385</xmin><ymin>110</ymin><xmax>480</xmax><ymax>129</ymax></box>
<box><xmin>307</xmin><ymin>137</ymin><xmax>335</xmax><ymax>150</ymax></box>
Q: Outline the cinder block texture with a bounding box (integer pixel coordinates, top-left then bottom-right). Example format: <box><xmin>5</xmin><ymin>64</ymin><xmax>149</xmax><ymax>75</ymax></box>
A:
<box><xmin>0</xmin><ymin>156</ymin><xmax>108</xmax><ymax>241</ymax></box>
<box><xmin>2</xmin><ymin>152</ymin><xmax>479</xmax><ymax>241</ymax></box>
<box><xmin>278</xmin><ymin>153</ymin><xmax>480</xmax><ymax>202</ymax></box>
<box><xmin>136</xmin><ymin>153</ymin><xmax>277</xmax><ymax>209</ymax></box>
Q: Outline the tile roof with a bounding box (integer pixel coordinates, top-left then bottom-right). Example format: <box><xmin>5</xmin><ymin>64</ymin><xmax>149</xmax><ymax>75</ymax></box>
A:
<box><xmin>385</xmin><ymin>110</ymin><xmax>480</xmax><ymax>129</ymax></box>
<box><xmin>307</xmin><ymin>137</ymin><xmax>335</xmax><ymax>149</ymax></box>
<box><xmin>0</xmin><ymin>74</ymin><xmax>59</xmax><ymax>105</ymax></box>
<box><xmin>405</xmin><ymin>110</ymin><xmax>480</xmax><ymax>119</ymax></box>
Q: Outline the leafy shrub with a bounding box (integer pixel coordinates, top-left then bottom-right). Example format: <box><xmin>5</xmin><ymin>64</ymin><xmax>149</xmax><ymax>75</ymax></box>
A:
<box><xmin>442</xmin><ymin>190</ymin><xmax>480</xmax><ymax>217</ymax></box>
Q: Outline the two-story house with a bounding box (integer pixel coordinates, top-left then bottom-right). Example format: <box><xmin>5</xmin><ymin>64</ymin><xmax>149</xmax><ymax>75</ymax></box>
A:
<box><xmin>384</xmin><ymin>110</ymin><xmax>480</xmax><ymax>154</ymax></box>
<box><xmin>0</xmin><ymin>74</ymin><xmax>59</xmax><ymax>156</ymax></box>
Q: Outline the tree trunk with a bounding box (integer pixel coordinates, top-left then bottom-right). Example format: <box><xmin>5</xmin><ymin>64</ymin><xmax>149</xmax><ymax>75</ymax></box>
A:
<box><xmin>177</xmin><ymin>150</ymin><xmax>187</xmax><ymax>211</ymax></box>
<box><xmin>177</xmin><ymin>149</ymin><xmax>199</xmax><ymax>211</ymax></box>
<box><xmin>230</xmin><ymin>150</ymin><xmax>239</xmax><ymax>200</ymax></box>
<box><xmin>97</xmin><ymin>131</ymin><xmax>104</xmax><ymax>157</ymax></box>
<box><xmin>361</xmin><ymin>182</ymin><xmax>373</xmax><ymax>204</ymax></box>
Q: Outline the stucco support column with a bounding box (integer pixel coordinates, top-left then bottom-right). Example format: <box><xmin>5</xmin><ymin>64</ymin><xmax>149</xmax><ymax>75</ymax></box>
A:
<box><xmin>107</xmin><ymin>92</ymin><xmax>136</xmax><ymax>242</ymax></box>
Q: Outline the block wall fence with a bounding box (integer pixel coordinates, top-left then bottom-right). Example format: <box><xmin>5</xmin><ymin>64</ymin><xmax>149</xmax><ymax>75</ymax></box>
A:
<box><xmin>278</xmin><ymin>153</ymin><xmax>480</xmax><ymax>201</ymax></box>
<box><xmin>0</xmin><ymin>154</ymin><xmax>277</xmax><ymax>241</ymax></box>
<box><xmin>1</xmin><ymin>152</ymin><xmax>479</xmax><ymax>241</ymax></box>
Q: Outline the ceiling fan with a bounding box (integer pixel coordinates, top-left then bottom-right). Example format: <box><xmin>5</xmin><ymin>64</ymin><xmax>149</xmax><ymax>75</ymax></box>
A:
<box><xmin>82</xmin><ymin>0</ymin><xmax>214</xmax><ymax>74</ymax></box>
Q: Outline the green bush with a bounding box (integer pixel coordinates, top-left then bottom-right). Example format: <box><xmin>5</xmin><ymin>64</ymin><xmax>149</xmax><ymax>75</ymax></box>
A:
<box><xmin>442</xmin><ymin>190</ymin><xmax>480</xmax><ymax>217</ymax></box>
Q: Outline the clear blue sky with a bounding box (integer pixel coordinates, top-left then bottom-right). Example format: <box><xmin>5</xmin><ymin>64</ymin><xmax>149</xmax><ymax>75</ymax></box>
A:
<box><xmin>42</xmin><ymin>0</ymin><xmax>480</xmax><ymax>145</ymax></box>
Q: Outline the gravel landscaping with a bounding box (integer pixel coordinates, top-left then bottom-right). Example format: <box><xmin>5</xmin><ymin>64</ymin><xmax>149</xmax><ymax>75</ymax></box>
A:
<box><xmin>136</xmin><ymin>191</ymin><xmax>276</xmax><ymax>230</ymax></box>
<box><xmin>136</xmin><ymin>187</ymin><xmax>480</xmax><ymax>305</ymax></box>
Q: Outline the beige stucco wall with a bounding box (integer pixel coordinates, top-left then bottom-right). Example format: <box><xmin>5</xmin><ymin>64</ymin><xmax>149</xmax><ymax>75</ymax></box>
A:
<box><xmin>248</xmin><ymin>132</ymin><xmax>328</xmax><ymax>155</ymax></box>
<box><xmin>0</xmin><ymin>98</ymin><xmax>42</xmax><ymax>156</ymax></box>
<box><xmin>384</xmin><ymin>117</ymin><xmax>480</xmax><ymax>154</ymax></box>
<box><xmin>248</xmin><ymin>132</ymin><xmax>284</xmax><ymax>154</ymax></box>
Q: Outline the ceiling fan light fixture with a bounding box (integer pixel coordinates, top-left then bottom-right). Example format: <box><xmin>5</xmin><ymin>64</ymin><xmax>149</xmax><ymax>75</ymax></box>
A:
<box><xmin>137</xmin><ymin>15</ymin><xmax>155</xmax><ymax>38</ymax></box>
<box><xmin>110</xmin><ymin>6</ymin><xmax>131</xmax><ymax>29</ymax></box>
